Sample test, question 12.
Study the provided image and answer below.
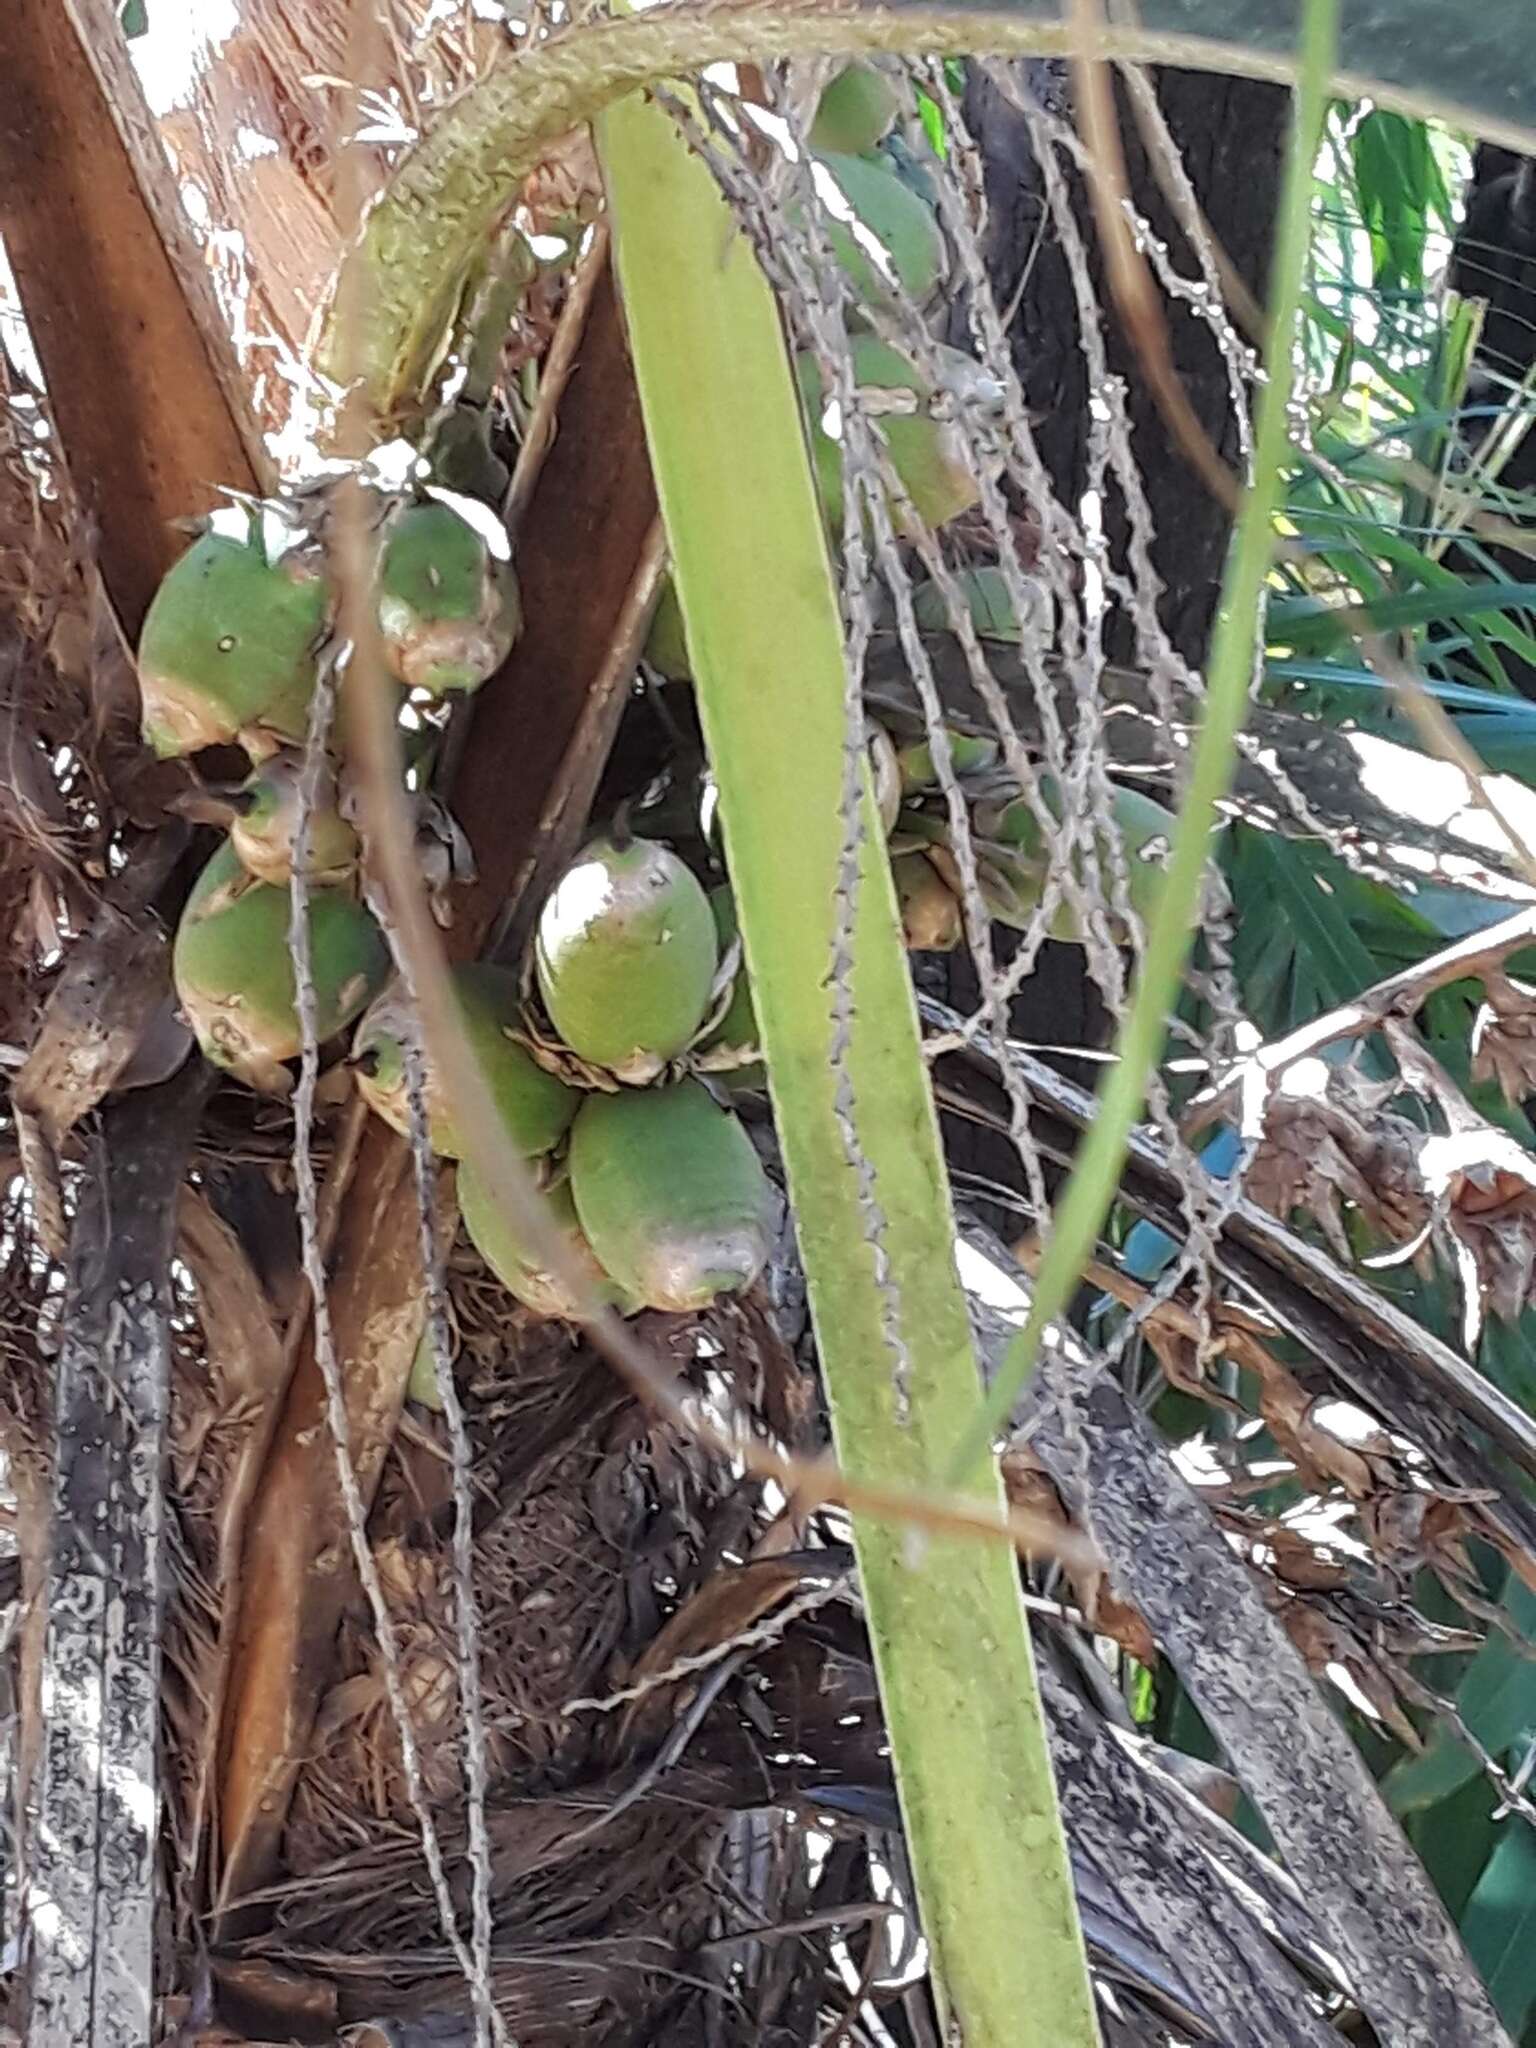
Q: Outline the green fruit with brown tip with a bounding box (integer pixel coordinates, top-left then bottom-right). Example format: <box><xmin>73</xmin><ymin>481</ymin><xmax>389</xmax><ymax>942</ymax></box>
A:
<box><xmin>535</xmin><ymin>836</ymin><xmax>718</xmax><ymax>1082</ymax></box>
<box><xmin>138</xmin><ymin>525</ymin><xmax>327</xmax><ymax>758</ymax></box>
<box><xmin>568</xmin><ymin>1080</ymin><xmax>773</xmax><ymax>1312</ymax></box>
<box><xmin>229</xmin><ymin>750</ymin><xmax>359</xmax><ymax>888</ymax></box>
<box><xmin>643</xmin><ymin>576</ymin><xmax>692</xmax><ymax>681</ymax></box>
<box><xmin>797</xmin><ymin>337</ymin><xmax>982</xmax><ymax>536</ymax></box>
<box><xmin>459</xmin><ymin>1163</ymin><xmax>635</xmax><ymax>1321</ymax></box>
<box><xmin>809</xmin><ymin>63</ymin><xmax>901</xmax><ymax>154</ymax></box>
<box><xmin>804</xmin><ymin>152</ymin><xmax>945</xmax><ymax>308</ymax></box>
<box><xmin>897</xmin><ymin>729</ymin><xmax>1000</xmax><ymax>794</ymax></box>
<box><xmin>351</xmin><ymin>963</ymin><xmax>578</xmax><ymax>1161</ymax></box>
<box><xmin>173</xmin><ymin>839</ymin><xmax>389</xmax><ymax>1092</ymax></box>
<box><xmin>377</xmin><ymin>499</ymin><xmax>520</xmax><ymax>697</ymax></box>
<box><xmin>891</xmin><ymin>850</ymin><xmax>963</xmax><ymax>950</ymax></box>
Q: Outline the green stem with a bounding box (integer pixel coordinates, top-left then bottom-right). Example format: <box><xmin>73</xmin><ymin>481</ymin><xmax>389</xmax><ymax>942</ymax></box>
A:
<box><xmin>949</xmin><ymin>0</ymin><xmax>1339</xmax><ymax>1480</ymax></box>
<box><xmin>321</xmin><ymin>0</ymin><xmax>1481</xmax><ymax>430</ymax></box>
<box><xmin>598</xmin><ymin>83</ymin><xmax>1099</xmax><ymax>2048</ymax></box>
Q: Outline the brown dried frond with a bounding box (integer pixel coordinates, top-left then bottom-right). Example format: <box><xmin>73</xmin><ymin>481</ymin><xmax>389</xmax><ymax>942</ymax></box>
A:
<box><xmin>1244</xmin><ymin>1348</ymin><xmax>1397</xmax><ymax>1503</ymax></box>
<box><xmin>1273</xmin><ymin>1592</ymin><xmax>1423</xmax><ymax>1750</ymax></box>
<box><xmin>1245</xmin><ymin>1063</ymin><xmax>1429</xmax><ymax>1262</ymax></box>
<box><xmin>1002</xmin><ymin>1446</ymin><xmax>1157</xmax><ymax>1664</ymax></box>
<box><xmin>154</xmin><ymin>0</ymin><xmax>502</xmax><ymax>445</ymax></box>
<box><xmin>1471</xmin><ymin>967</ymin><xmax>1536</xmax><ymax>1104</ymax></box>
<box><xmin>1437</xmin><ymin>1143</ymin><xmax>1536</xmax><ymax>1325</ymax></box>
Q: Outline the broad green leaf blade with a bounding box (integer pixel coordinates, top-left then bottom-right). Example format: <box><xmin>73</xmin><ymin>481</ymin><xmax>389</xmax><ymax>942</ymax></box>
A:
<box><xmin>1405</xmin><ymin>1770</ymin><xmax>1497</xmax><ymax>1925</ymax></box>
<box><xmin>598</xmin><ymin>85</ymin><xmax>1098</xmax><ymax>2048</ymax></box>
<box><xmin>1350</xmin><ymin>109</ymin><xmax>1437</xmax><ymax>297</ymax></box>
<box><xmin>1461</xmin><ymin>1822</ymin><xmax>1536</xmax><ymax>2036</ymax></box>
<box><xmin>1386</xmin><ymin>1579</ymin><xmax>1536</xmax><ymax>1816</ymax></box>
<box><xmin>1270</xmin><ymin>580</ymin><xmax>1536</xmax><ymax>650</ymax></box>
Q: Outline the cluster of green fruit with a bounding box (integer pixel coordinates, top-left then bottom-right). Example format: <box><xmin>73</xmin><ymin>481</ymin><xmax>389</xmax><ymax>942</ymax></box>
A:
<box><xmin>141</xmin><ymin>56</ymin><xmax>1178</xmax><ymax>1344</ymax></box>
<box><xmin>792</xmin><ymin>64</ymin><xmax>1003</xmax><ymax>539</ymax></box>
<box><xmin>890</xmin><ymin>737</ymin><xmax>1182</xmax><ymax>951</ymax></box>
<box><xmin>142</xmin><ymin>489</ymin><xmax>517</xmax><ymax>1094</ymax></box>
<box><xmin>353</xmin><ymin>835</ymin><xmax>774</xmax><ymax>1322</ymax></box>
<box><xmin>657</xmin><ymin>545</ymin><xmax>1182</xmax><ymax>956</ymax></box>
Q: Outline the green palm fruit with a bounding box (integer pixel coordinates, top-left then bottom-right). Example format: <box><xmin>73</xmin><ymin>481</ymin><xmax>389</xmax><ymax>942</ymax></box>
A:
<box><xmin>406</xmin><ymin>1322</ymin><xmax>449</xmax><ymax>1410</ymax></box>
<box><xmin>698</xmin><ymin>890</ymin><xmax>767</xmax><ymax>1091</ymax></box>
<box><xmin>972</xmin><ymin>777</ymin><xmax>1181</xmax><ymax>940</ymax></box>
<box><xmin>535</xmin><ymin>835</ymin><xmax>718</xmax><ymax>1083</ymax></box>
<box><xmin>643</xmin><ymin>576</ymin><xmax>692</xmax><ymax>681</ymax></box>
<box><xmin>805</xmin><ymin>152</ymin><xmax>945</xmax><ymax>309</ymax></box>
<box><xmin>173</xmin><ymin>839</ymin><xmax>389</xmax><ymax>1093</ymax></box>
<box><xmin>865</xmin><ymin>719</ymin><xmax>903</xmax><ymax>834</ymax></box>
<box><xmin>228</xmin><ymin>750</ymin><xmax>360</xmax><ymax>888</ymax></box>
<box><xmin>911</xmin><ymin>565</ymin><xmax>1050</xmax><ymax>643</ymax></box>
<box><xmin>896</xmin><ymin>728</ymin><xmax>1001</xmax><ymax>794</ymax></box>
<box><xmin>377</xmin><ymin>498</ymin><xmax>521</xmax><ymax>697</ymax></box>
<box><xmin>459</xmin><ymin>1163</ymin><xmax>634</xmax><ymax>1321</ymax></box>
<box><xmin>808</xmin><ymin>62</ymin><xmax>900</xmax><ymax>154</ymax></box>
<box><xmin>568</xmin><ymin>1079</ymin><xmax>773</xmax><ymax>1312</ymax></box>
<box><xmin>351</xmin><ymin>963</ymin><xmax>578</xmax><ymax>1160</ymax></box>
<box><xmin>891</xmin><ymin>849</ymin><xmax>964</xmax><ymax>950</ymax></box>
<box><xmin>137</xmin><ymin>523</ymin><xmax>327</xmax><ymax>759</ymax></box>
<box><xmin>797</xmin><ymin>336</ymin><xmax>988</xmax><ymax>536</ymax></box>
<box><xmin>701</xmin><ymin>886</ymin><xmax>760</xmax><ymax>1059</ymax></box>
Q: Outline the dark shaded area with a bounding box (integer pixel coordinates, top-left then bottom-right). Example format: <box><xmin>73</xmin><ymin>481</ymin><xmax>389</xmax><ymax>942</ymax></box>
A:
<box><xmin>1447</xmin><ymin>142</ymin><xmax>1536</xmax><ymax>697</ymax></box>
<box><xmin>937</xmin><ymin>61</ymin><xmax>1286</xmax><ymax>1233</ymax></box>
<box><xmin>957</xmin><ymin>61</ymin><xmax>1285</xmax><ymax>665</ymax></box>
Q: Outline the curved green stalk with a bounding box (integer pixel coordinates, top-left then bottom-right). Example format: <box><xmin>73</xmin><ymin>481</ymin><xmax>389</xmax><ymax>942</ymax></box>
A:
<box><xmin>949</xmin><ymin>0</ymin><xmax>1339</xmax><ymax>1478</ymax></box>
<box><xmin>325</xmin><ymin>0</ymin><xmax>1526</xmax><ymax>428</ymax></box>
<box><xmin>598</xmin><ymin>82</ymin><xmax>1098</xmax><ymax>2048</ymax></box>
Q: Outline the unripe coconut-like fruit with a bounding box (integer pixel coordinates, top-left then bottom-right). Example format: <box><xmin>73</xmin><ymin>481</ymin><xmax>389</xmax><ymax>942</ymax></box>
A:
<box><xmin>643</xmin><ymin>576</ymin><xmax>692</xmax><ymax>682</ymax></box>
<box><xmin>568</xmin><ymin>1079</ymin><xmax>772</xmax><ymax>1312</ymax></box>
<box><xmin>897</xmin><ymin>728</ymin><xmax>1000</xmax><ymax>795</ymax></box>
<box><xmin>377</xmin><ymin>498</ymin><xmax>521</xmax><ymax>697</ymax></box>
<box><xmin>535</xmin><ymin>836</ymin><xmax>718</xmax><ymax>1083</ymax></box>
<box><xmin>698</xmin><ymin>890</ymin><xmax>767</xmax><ymax>1092</ymax></box>
<box><xmin>866</xmin><ymin>720</ymin><xmax>902</xmax><ymax>835</ymax></box>
<box><xmin>228</xmin><ymin>750</ymin><xmax>359</xmax><ymax>888</ymax></box>
<box><xmin>138</xmin><ymin>524</ymin><xmax>327</xmax><ymax>758</ymax></box>
<box><xmin>406</xmin><ymin>1322</ymin><xmax>449</xmax><ymax>1411</ymax></box>
<box><xmin>808</xmin><ymin>62</ymin><xmax>900</xmax><ymax>154</ymax></box>
<box><xmin>797</xmin><ymin>337</ymin><xmax>983</xmax><ymax>536</ymax></box>
<box><xmin>459</xmin><ymin>1162</ymin><xmax>634</xmax><ymax>1321</ymax></box>
<box><xmin>891</xmin><ymin>850</ymin><xmax>963</xmax><ymax>950</ymax></box>
<box><xmin>973</xmin><ymin>778</ymin><xmax>1181</xmax><ymax>940</ymax></box>
<box><xmin>173</xmin><ymin>839</ymin><xmax>389</xmax><ymax>1092</ymax></box>
<box><xmin>912</xmin><ymin>565</ymin><xmax>1051</xmax><ymax>643</ymax></box>
<box><xmin>351</xmin><ymin>963</ymin><xmax>578</xmax><ymax>1161</ymax></box>
<box><xmin>804</xmin><ymin>153</ymin><xmax>945</xmax><ymax>309</ymax></box>
<box><xmin>701</xmin><ymin>886</ymin><xmax>759</xmax><ymax>1060</ymax></box>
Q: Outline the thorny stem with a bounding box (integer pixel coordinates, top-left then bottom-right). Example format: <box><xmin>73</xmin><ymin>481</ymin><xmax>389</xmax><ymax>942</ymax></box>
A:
<box><xmin>309</xmin><ymin>14</ymin><xmax>505</xmax><ymax>2038</ymax></box>
<box><xmin>332</xmin><ymin>277</ymin><xmax>1098</xmax><ymax>1569</ymax></box>
<box><xmin>949</xmin><ymin>0</ymin><xmax>1341</xmax><ymax>1478</ymax></box>
<box><xmin>1188</xmin><ymin>901</ymin><xmax>1536</xmax><ymax>1136</ymax></box>
<box><xmin>287</xmin><ymin>655</ymin><xmax>503</xmax><ymax>2042</ymax></box>
<box><xmin>400</xmin><ymin>1029</ymin><xmax>500</xmax><ymax>2043</ymax></box>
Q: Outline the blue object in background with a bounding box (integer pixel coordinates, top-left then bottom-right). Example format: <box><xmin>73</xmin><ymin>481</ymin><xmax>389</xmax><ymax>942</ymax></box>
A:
<box><xmin>1117</xmin><ymin>1125</ymin><xmax>1245</xmax><ymax>1284</ymax></box>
